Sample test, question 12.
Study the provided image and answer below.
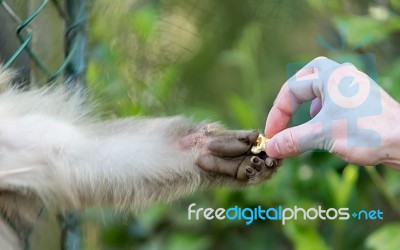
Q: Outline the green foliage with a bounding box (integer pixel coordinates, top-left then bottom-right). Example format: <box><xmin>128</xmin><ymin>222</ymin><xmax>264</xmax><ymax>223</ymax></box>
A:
<box><xmin>82</xmin><ymin>0</ymin><xmax>400</xmax><ymax>249</ymax></box>
<box><xmin>335</xmin><ymin>14</ymin><xmax>399</xmax><ymax>47</ymax></box>
<box><xmin>327</xmin><ymin>164</ymin><xmax>359</xmax><ymax>208</ymax></box>
<box><xmin>284</xmin><ymin>220</ymin><xmax>330</xmax><ymax>250</ymax></box>
<box><xmin>365</xmin><ymin>223</ymin><xmax>400</xmax><ymax>250</ymax></box>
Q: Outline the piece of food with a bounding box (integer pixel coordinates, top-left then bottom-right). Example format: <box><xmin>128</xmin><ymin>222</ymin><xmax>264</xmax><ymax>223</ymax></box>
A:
<box><xmin>251</xmin><ymin>134</ymin><xmax>269</xmax><ymax>154</ymax></box>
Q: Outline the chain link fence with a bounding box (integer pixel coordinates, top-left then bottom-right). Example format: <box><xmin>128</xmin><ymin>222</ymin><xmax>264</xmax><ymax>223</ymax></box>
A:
<box><xmin>0</xmin><ymin>1</ymin><xmax>86</xmax><ymax>249</ymax></box>
<box><xmin>0</xmin><ymin>0</ymin><xmax>85</xmax><ymax>83</ymax></box>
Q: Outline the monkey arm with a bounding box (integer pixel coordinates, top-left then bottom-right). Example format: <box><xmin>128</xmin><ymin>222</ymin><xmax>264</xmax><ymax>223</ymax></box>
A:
<box><xmin>59</xmin><ymin>117</ymin><xmax>269</xmax><ymax>211</ymax></box>
<box><xmin>0</xmin><ymin>68</ymin><xmax>280</xmax><ymax>215</ymax></box>
<box><xmin>0</xmin><ymin>68</ymin><xmax>280</xmax><ymax>249</ymax></box>
<box><xmin>0</xmin><ymin>110</ymin><xmax>275</xmax><ymax>212</ymax></box>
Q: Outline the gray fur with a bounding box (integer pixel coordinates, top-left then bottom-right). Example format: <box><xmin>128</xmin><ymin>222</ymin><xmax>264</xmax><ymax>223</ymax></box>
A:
<box><xmin>0</xmin><ymin>68</ymin><xmax>239</xmax><ymax>249</ymax></box>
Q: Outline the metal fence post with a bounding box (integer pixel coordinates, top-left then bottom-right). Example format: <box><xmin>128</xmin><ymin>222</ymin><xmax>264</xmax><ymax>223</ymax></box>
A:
<box><xmin>65</xmin><ymin>0</ymin><xmax>87</xmax><ymax>84</ymax></box>
<box><xmin>60</xmin><ymin>0</ymin><xmax>87</xmax><ymax>249</ymax></box>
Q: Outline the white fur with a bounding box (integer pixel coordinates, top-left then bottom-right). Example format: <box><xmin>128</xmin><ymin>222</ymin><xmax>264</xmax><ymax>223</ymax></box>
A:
<box><xmin>0</xmin><ymin>68</ymin><xmax>222</xmax><ymax>249</ymax></box>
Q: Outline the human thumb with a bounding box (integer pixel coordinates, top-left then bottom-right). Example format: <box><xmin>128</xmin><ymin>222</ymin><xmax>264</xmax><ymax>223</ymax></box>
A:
<box><xmin>265</xmin><ymin>122</ymin><xmax>325</xmax><ymax>158</ymax></box>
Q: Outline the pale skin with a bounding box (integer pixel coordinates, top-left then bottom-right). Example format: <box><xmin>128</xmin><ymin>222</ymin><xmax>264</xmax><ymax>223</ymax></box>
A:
<box><xmin>265</xmin><ymin>57</ymin><xmax>400</xmax><ymax>169</ymax></box>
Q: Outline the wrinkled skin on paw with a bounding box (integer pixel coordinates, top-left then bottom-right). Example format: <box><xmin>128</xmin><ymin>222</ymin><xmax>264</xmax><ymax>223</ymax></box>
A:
<box><xmin>195</xmin><ymin>130</ymin><xmax>280</xmax><ymax>184</ymax></box>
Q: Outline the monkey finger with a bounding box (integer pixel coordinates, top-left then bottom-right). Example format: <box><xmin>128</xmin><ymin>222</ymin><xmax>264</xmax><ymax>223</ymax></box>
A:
<box><xmin>236</xmin><ymin>156</ymin><xmax>268</xmax><ymax>181</ymax></box>
<box><xmin>195</xmin><ymin>154</ymin><xmax>243</xmax><ymax>178</ymax></box>
<box><xmin>237</xmin><ymin>165</ymin><xmax>256</xmax><ymax>181</ymax></box>
<box><xmin>236</xmin><ymin>130</ymin><xmax>259</xmax><ymax>144</ymax></box>
<box><xmin>265</xmin><ymin>157</ymin><xmax>280</xmax><ymax>168</ymax></box>
<box><xmin>207</xmin><ymin>131</ymin><xmax>259</xmax><ymax>157</ymax></box>
<box><xmin>207</xmin><ymin>139</ymin><xmax>251</xmax><ymax>157</ymax></box>
<box><xmin>236</xmin><ymin>156</ymin><xmax>256</xmax><ymax>181</ymax></box>
<box><xmin>250</xmin><ymin>156</ymin><xmax>264</xmax><ymax>171</ymax></box>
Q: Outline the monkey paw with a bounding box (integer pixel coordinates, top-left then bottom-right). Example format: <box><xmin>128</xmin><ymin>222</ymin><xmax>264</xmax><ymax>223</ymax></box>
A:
<box><xmin>195</xmin><ymin>130</ymin><xmax>281</xmax><ymax>185</ymax></box>
<box><xmin>236</xmin><ymin>152</ymin><xmax>280</xmax><ymax>184</ymax></box>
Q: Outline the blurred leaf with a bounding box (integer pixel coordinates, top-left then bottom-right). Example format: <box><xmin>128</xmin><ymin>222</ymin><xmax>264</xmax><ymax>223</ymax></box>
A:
<box><xmin>365</xmin><ymin>223</ymin><xmax>400</xmax><ymax>250</ymax></box>
<box><xmin>327</xmin><ymin>164</ymin><xmax>359</xmax><ymax>207</ymax></box>
<box><xmin>165</xmin><ymin>232</ymin><xmax>211</xmax><ymax>250</ymax></box>
<box><xmin>384</xmin><ymin>167</ymin><xmax>400</xmax><ymax>200</ymax></box>
<box><xmin>137</xmin><ymin>204</ymin><xmax>169</xmax><ymax>230</ymax></box>
<box><xmin>226</xmin><ymin>94</ymin><xmax>258</xmax><ymax>129</ymax></box>
<box><xmin>130</xmin><ymin>5</ymin><xmax>158</xmax><ymax>41</ymax></box>
<box><xmin>391</xmin><ymin>0</ymin><xmax>400</xmax><ymax>11</ymax></box>
<box><xmin>335</xmin><ymin>16</ymin><xmax>393</xmax><ymax>47</ymax></box>
<box><xmin>306</xmin><ymin>0</ymin><xmax>343</xmax><ymax>13</ymax></box>
<box><xmin>284</xmin><ymin>220</ymin><xmax>330</xmax><ymax>250</ymax></box>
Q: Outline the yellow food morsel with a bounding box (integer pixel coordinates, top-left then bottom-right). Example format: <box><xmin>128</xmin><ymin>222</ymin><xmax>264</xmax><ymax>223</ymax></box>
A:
<box><xmin>251</xmin><ymin>134</ymin><xmax>269</xmax><ymax>154</ymax></box>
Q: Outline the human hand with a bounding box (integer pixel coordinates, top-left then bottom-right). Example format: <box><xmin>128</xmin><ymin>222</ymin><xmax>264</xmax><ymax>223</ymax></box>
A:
<box><xmin>265</xmin><ymin>57</ymin><xmax>400</xmax><ymax>169</ymax></box>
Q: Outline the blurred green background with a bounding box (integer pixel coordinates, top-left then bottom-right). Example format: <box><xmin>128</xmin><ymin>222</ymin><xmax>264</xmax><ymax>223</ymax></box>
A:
<box><xmin>6</xmin><ymin>0</ymin><xmax>400</xmax><ymax>249</ymax></box>
<box><xmin>83</xmin><ymin>0</ymin><xmax>400</xmax><ymax>249</ymax></box>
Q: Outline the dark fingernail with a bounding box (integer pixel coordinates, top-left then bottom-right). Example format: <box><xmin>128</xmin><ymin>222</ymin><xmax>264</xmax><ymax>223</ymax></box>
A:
<box><xmin>245</xmin><ymin>166</ymin><xmax>255</xmax><ymax>175</ymax></box>
<box><xmin>251</xmin><ymin>156</ymin><xmax>263</xmax><ymax>166</ymax></box>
